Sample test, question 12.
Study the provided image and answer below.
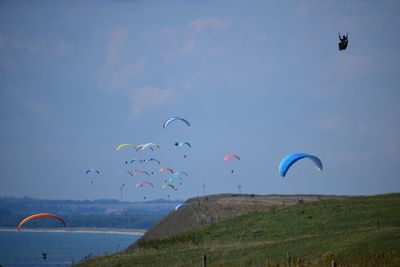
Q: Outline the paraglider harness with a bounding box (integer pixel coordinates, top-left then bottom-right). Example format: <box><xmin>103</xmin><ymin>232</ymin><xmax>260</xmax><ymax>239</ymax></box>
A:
<box><xmin>338</xmin><ymin>32</ymin><xmax>348</xmax><ymax>51</ymax></box>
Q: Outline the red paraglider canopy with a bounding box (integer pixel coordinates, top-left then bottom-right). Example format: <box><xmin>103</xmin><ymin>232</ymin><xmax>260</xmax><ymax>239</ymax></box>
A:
<box><xmin>18</xmin><ymin>213</ymin><xmax>66</xmax><ymax>231</ymax></box>
<box><xmin>224</xmin><ymin>154</ymin><xmax>240</xmax><ymax>161</ymax></box>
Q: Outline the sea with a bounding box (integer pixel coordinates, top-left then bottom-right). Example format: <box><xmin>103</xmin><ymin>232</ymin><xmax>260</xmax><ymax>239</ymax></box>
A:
<box><xmin>0</xmin><ymin>230</ymin><xmax>142</xmax><ymax>267</ymax></box>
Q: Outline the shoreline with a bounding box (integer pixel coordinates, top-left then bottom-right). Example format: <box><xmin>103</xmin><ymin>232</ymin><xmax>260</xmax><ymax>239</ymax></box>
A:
<box><xmin>0</xmin><ymin>227</ymin><xmax>146</xmax><ymax>235</ymax></box>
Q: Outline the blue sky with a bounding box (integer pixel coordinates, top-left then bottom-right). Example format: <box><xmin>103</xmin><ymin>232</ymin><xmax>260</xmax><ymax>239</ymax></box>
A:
<box><xmin>0</xmin><ymin>0</ymin><xmax>399</xmax><ymax>201</ymax></box>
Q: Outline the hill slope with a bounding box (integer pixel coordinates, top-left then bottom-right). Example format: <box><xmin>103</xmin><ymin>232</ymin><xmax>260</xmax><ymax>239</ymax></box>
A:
<box><xmin>129</xmin><ymin>193</ymin><xmax>344</xmax><ymax>249</ymax></box>
<box><xmin>74</xmin><ymin>193</ymin><xmax>400</xmax><ymax>266</ymax></box>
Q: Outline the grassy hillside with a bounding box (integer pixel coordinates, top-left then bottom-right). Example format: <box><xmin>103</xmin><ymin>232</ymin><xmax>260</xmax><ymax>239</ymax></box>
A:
<box><xmin>75</xmin><ymin>193</ymin><xmax>400</xmax><ymax>266</ymax></box>
<box><xmin>129</xmin><ymin>193</ymin><xmax>344</xmax><ymax>249</ymax></box>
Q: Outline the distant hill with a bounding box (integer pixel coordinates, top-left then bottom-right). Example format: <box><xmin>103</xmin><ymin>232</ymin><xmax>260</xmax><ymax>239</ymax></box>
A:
<box><xmin>0</xmin><ymin>197</ymin><xmax>181</xmax><ymax>215</ymax></box>
<box><xmin>128</xmin><ymin>193</ymin><xmax>346</xmax><ymax>250</ymax></box>
<box><xmin>75</xmin><ymin>193</ymin><xmax>400</xmax><ymax>266</ymax></box>
<box><xmin>0</xmin><ymin>197</ymin><xmax>181</xmax><ymax>229</ymax></box>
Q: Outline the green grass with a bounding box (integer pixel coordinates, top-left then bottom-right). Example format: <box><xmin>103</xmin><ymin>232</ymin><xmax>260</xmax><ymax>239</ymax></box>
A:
<box><xmin>75</xmin><ymin>193</ymin><xmax>400</xmax><ymax>266</ymax></box>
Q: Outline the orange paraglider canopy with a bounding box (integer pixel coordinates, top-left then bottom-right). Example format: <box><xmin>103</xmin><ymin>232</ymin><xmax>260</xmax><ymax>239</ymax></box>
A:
<box><xmin>18</xmin><ymin>213</ymin><xmax>66</xmax><ymax>231</ymax></box>
<box><xmin>159</xmin><ymin>168</ymin><xmax>173</xmax><ymax>174</ymax></box>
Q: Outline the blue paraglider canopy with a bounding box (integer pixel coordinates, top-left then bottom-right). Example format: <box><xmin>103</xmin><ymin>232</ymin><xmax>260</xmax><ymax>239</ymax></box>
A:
<box><xmin>279</xmin><ymin>153</ymin><xmax>323</xmax><ymax>177</ymax></box>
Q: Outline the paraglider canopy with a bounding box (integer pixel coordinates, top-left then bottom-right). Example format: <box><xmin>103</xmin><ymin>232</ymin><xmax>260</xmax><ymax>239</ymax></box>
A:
<box><xmin>175</xmin><ymin>203</ymin><xmax>189</xmax><ymax>211</ymax></box>
<box><xmin>279</xmin><ymin>153</ymin><xmax>323</xmax><ymax>177</ymax></box>
<box><xmin>224</xmin><ymin>154</ymin><xmax>240</xmax><ymax>161</ymax></box>
<box><xmin>159</xmin><ymin>168</ymin><xmax>174</xmax><ymax>174</ymax></box>
<box><xmin>86</xmin><ymin>169</ymin><xmax>100</xmax><ymax>174</ymax></box>
<box><xmin>162</xmin><ymin>184</ymin><xmax>175</xmax><ymax>190</ymax></box>
<box><xmin>133</xmin><ymin>170</ymin><xmax>150</xmax><ymax>177</ymax></box>
<box><xmin>18</xmin><ymin>213</ymin><xmax>66</xmax><ymax>231</ymax></box>
<box><xmin>116</xmin><ymin>144</ymin><xmax>134</xmax><ymax>151</ymax></box>
<box><xmin>146</xmin><ymin>158</ymin><xmax>160</xmax><ymax>164</ymax></box>
<box><xmin>135</xmin><ymin>181</ymin><xmax>154</xmax><ymax>187</ymax></box>
<box><xmin>136</xmin><ymin>143</ymin><xmax>160</xmax><ymax>151</ymax></box>
<box><xmin>174</xmin><ymin>171</ymin><xmax>189</xmax><ymax>177</ymax></box>
<box><xmin>163</xmin><ymin>117</ymin><xmax>191</xmax><ymax>128</ymax></box>
<box><xmin>177</xmin><ymin>142</ymin><xmax>191</xmax><ymax>148</ymax></box>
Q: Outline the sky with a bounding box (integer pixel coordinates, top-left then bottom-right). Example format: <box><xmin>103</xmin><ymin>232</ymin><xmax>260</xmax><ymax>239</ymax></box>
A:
<box><xmin>0</xmin><ymin>0</ymin><xmax>399</xmax><ymax>201</ymax></box>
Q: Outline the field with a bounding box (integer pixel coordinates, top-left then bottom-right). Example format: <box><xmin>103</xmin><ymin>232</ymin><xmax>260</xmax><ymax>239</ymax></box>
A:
<box><xmin>75</xmin><ymin>193</ymin><xmax>400</xmax><ymax>266</ymax></box>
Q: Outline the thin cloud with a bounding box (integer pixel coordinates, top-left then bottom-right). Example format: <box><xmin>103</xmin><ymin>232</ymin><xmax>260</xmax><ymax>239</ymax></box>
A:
<box><xmin>95</xmin><ymin>26</ymin><xmax>145</xmax><ymax>91</ymax></box>
<box><xmin>164</xmin><ymin>39</ymin><xmax>199</xmax><ymax>60</ymax></box>
<box><xmin>189</xmin><ymin>17</ymin><xmax>232</xmax><ymax>31</ymax></box>
<box><xmin>161</xmin><ymin>27</ymin><xmax>178</xmax><ymax>35</ymax></box>
<box><xmin>105</xmin><ymin>26</ymin><xmax>128</xmax><ymax>68</ymax></box>
<box><xmin>3</xmin><ymin>87</ymin><xmax>51</xmax><ymax>119</ymax></box>
<box><xmin>129</xmin><ymin>85</ymin><xmax>180</xmax><ymax>116</ymax></box>
<box><xmin>109</xmin><ymin>61</ymin><xmax>145</xmax><ymax>89</ymax></box>
<box><xmin>13</xmin><ymin>41</ymin><xmax>46</xmax><ymax>53</ymax></box>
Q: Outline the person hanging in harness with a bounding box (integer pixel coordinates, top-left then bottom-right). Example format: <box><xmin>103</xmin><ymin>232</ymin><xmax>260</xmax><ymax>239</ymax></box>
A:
<box><xmin>338</xmin><ymin>32</ymin><xmax>349</xmax><ymax>51</ymax></box>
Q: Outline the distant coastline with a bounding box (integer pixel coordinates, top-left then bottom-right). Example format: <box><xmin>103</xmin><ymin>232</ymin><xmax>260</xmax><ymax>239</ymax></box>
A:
<box><xmin>0</xmin><ymin>227</ymin><xmax>145</xmax><ymax>235</ymax></box>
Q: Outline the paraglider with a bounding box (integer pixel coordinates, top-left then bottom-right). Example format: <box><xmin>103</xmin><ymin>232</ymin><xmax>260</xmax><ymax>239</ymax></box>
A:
<box><xmin>125</xmin><ymin>158</ymin><xmax>141</xmax><ymax>165</ymax></box>
<box><xmin>143</xmin><ymin>158</ymin><xmax>160</xmax><ymax>164</ymax></box>
<box><xmin>168</xmin><ymin>176</ymin><xmax>184</xmax><ymax>185</ymax></box>
<box><xmin>135</xmin><ymin>181</ymin><xmax>154</xmax><ymax>187</ymax></box>
<box><xmin>116</xmin><ymin>144</ymin><xmax>135</xmax><ymax>151</ymax></box>
<box><xmin>279</xmin><ymin>153</ymin><xmax>323</xmax><ymax>177</ymax></box>
<box><xmin>18</xmin><ymin>213</ymin><xmax>66</xmax><ymax>231</ymax></box>
<box><xmin>168</xmin><ymin>176</ymin><xmax>181</xmax><ymax>182</ymax></box>
<box><xmin>174</xmin><ymin>141</ymin><xmax>191</xmax><ymax>148</ymax></box>
<box><xmin>224</xmin><ymin>154</ymin><xmax>240</xmax><ymax>173</ymax></box>
<box><xmin>338</xmin><ymin>32</ymin><xmax>349</xmax><ymax>51</ymax></box>
<box><xmin>175</xmin><ymin>142</ymin><xmax>191</xmax><ymax>158</ymax></box>
<box><xmin>162</xmin><ymin>184</ymin><xmax>175</xmax><ymax>190</ymax></box>
<box><xmin>171</xmin><ymin>171</ymin><xmax>189</xmax><ymax>185</ymax></box>
<box><xmin>224</xmin><ymin>154</ymin><xmax>240</xmax><ymax>161</ymax></box>
<box><xmin>174</xmin><ymin>171</ymin><xmax>189</xmax><ymax>177</ymax></box>
<box><xmin>163</xmin><ymin>117</ymin><xmax>191</xmax><ymax>128</ymax></box>
<box><xmin>135</xmin><ymin>181</ymin><xmax>154</xmax><ymax>199</ymax></box>
<box><xmin>136</xmin><ymin>143</ymin><xmax>160</xmax><ymax>151</ymax></box>
<box><xmin>85</xmin><ymin>169</ymin><xmax>100</xmax><ymax>174</ymax></box>
<box><xmin>162</xmin><ymin>183</ymin><xmax>176</xmax><ymax>198</ymax></box>
<box><xmin>133</xmin><ymin>170</ymin><xmax>150</xmax><ymax>177</ymax></box>
<box><xmin>175</xmin><ymin>203</ymin><xmax>189</xmax><ymax>211</ymax></box>
<box><xmin>159</xmin><ymin>168</ymin><xmax>174</xmax><ymax>174</ymax></box>
<box><xmin>85</xmin><ymin>169</ymin><xmax>100</xmax><ymax>183</ymax></box>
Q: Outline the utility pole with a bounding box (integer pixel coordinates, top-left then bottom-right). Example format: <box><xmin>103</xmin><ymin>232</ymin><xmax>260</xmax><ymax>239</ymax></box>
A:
<box><xmin>238</xmin><ymin>184</ymin><xmax>242</xmax><ymax>194</ymax></box>
<box><xmin>202</xmin><ymin>184</ymin><xmax>206</xmax><ymax>196</ymax></box>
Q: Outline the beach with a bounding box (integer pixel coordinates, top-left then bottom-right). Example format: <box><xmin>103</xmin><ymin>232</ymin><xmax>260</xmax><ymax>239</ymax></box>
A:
<box><xmin>0</xmin><ymin>227</ymin><xmax>145</xmax><ymax>235</ymax></box>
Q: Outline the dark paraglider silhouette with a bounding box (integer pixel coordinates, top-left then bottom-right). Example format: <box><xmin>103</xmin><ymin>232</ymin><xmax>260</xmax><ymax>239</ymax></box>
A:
<box><xmin>338</xmin><ymin>32</ymin><xmax>349</xmax><ymax>51</ymax></box>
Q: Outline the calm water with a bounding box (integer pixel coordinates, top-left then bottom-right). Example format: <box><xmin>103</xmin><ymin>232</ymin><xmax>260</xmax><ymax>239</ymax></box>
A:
<box><xmin>0</xmin><ymin>230</ymin><xmax>141</xmax><ymax>267</ymax></box>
